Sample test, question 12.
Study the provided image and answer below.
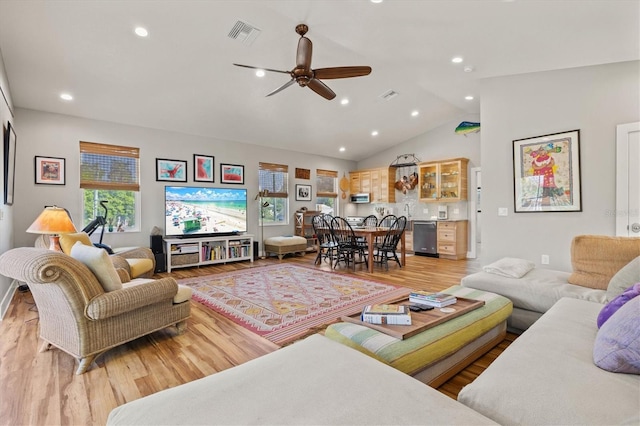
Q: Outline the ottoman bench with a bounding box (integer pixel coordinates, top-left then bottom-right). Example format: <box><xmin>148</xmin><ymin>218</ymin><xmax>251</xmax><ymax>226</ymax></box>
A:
<box><xmin>264</xmin><ymin>236</ymin><xmax>308</xmax><ymax>260</ymax></box>
<box><xmin>325</xmin><ymin>285</ymin><xmax>512</xmax><ymax>387</ymax></box>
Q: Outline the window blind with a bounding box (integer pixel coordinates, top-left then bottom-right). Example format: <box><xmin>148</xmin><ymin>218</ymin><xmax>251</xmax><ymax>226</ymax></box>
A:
<box><xmin>259</xmin><ymin>162</ymin><xmax>288</xmax><ymax>198</ymax></box>
<box><xmin>80</xmin><ymin>141</ymin><xmax>140</xmax><ymax>191</ymax></box>
<box><xmin>316</xmin><ymin>169</ymin><xmax>338</xmax><ymax>197</ymax></box>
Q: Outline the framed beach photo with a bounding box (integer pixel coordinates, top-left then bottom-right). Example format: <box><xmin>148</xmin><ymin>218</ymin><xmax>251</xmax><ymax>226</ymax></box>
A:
<box><xmin>3</xmin><ymin>122</ymin><xmax>16</xmax><ymax>204</ymax></box>
<box><xmin>35</xmin><ymin>155</ymin><xmax>66</xmax><ymax>185</ymax></box>
<box><xmin>220</xmin><ymin>163</ymin><xmax>244</xmax><ymax>184</ymax></box>
<box><xmin>156</xmin><ymin>158</ymin><xmax>187</xmax><ymax>182</ymax></box>
<box><xmin>296</xmin><ymin>184</ymin><xmax>312</xmax><ymax>201</ymax></box>
<box><xmin>513</xmin><ymin>129</ymin><xmax>582</xmax><ymax>213</ymax></box>
<box><xmin>194</xmin><ymin>154</ymin><xmax>214</xmax><ymax>182</ymax></box>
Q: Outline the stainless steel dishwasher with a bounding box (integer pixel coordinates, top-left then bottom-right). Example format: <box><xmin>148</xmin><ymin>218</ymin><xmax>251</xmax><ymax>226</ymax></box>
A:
<box><xmin>413</xmin><ymin>220</ymin><xmax>438</xmax><ymax>257</ymax></box>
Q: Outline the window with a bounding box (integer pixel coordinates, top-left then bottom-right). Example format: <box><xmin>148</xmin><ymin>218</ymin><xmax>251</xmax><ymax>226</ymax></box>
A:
<box><xmin>258</xmin><ymin>162</ymin><xmax>289</xmax><ymax>225</ymax></box>
<box><xmin>316</xmin><ymin>169</ymin><xmax>338</xmax><ymax>215</ymax></box>
<box><xmin>80</xmin><ymin>141</ymin><xmax>140</xmax><ymax>232</ymax></box>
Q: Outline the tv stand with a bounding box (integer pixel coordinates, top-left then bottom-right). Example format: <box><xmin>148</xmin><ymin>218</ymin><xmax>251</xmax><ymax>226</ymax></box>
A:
<box><xmin>164</xmin><ymin>234</ymin><xmax>253</xmax><ymax>272</ymax></box>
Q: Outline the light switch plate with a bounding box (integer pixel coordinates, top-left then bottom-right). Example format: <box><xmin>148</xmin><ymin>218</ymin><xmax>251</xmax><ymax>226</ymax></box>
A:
<box><xmin>498</xmin><ymin>208</ymin><xmax>508</xmax><ymax>216</ymax></box>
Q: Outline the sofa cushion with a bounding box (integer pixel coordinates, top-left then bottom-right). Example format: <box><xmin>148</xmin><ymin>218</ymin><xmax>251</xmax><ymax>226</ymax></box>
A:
<box><xmin>460</xmin><ymin>268</ymin><xmax>606</xmax><ymax>314</ymax></box>
<box><xmin>594</xmin><ymin>296</ymin><xmax>640</xmax><ymax>374</ymax></box>
<box><xmin>598</xmin><ymin>283</ymin><xmax>640</xmax><ymax>328</ymax></box>
<box><xmin>482</xmin><ymin>257</ymin><xmax>535</xmax><ymax>278</ymax></box>
<box><xmin>458</xmin><ymin>298</ymin><xmax>640</xmax><ymax>425</ymax></box>
<box><xmin>59</xmin><ymin>232</ymin><xmax>93</xmax><ymax>254</ymax></box>
<box><xmin>568</xmin><ymin>235</ymin><xmax>640</xmax><ymax>290</ymax></box>
<box><xmin>70</xmin><ymin>241</ymin><xmax>123</xmax><ymax>292</ymax></box>
<box><xmin>607</xmin><ymin>256</ymin><xmax>640</xmax><ymax>301</ymax></box>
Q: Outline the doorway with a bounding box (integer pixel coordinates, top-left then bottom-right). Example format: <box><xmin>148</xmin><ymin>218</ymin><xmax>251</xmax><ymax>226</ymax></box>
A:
<box><xmin>468</xmin><ymin>167</ymin><xmax>481</xmax><ymax>258</ymax></box>
<box><xmin>616</xmin><ymin>122</ymin><xmax>640</xmax><ymax>237</ymax></box>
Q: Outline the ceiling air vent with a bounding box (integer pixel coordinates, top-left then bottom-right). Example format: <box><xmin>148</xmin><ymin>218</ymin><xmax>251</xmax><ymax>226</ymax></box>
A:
<box><xmin>228</xmin><ymin>20</ymin><xmax>261</xmax><ymax>45</ymax></box>
<box><xmin>379</xmin><ymin>89</ymin><xmax>399</xmax><ymax>101</ymax></box>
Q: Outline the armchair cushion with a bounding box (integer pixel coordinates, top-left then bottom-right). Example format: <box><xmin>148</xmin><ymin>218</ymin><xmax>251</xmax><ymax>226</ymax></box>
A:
<box><xmin>86</xmin><ymin>277</ymin><xmax>179</xmax><ymax>320</ymax></box>
<box><xmin>60</xmin><ymin>232</ymin><xmax>93</xmax><ymax>254</ymax></box>
<box><xmin>70</xmin><ymin>242</ymin><xmax>123</xmax><ymax>292</ymax></box>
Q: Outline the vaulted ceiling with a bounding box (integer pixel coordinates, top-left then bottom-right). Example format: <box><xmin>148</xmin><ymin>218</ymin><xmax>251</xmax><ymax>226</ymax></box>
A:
<box><xmin>0</xmin><ymin>1</ymin><xmax>638</xmax><ymax>161</ymax></box>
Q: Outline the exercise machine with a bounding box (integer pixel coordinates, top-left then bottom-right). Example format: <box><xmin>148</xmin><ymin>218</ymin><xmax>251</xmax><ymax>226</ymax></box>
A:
<box><xmin>82</xmin><ymin>200</ymin><xmax>114</xmax><ymax>254</ymax></box>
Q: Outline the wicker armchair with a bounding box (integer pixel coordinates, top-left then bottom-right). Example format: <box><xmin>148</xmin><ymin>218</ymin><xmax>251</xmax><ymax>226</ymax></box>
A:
<box><xmin>0</xmin><ymin>247</ymin><xmax>190</xmax><ymax>374</ymax></box>
<box><xmin>35</xmin><ymin>233</ymin><xmax>155</xmax><ymax>278</ymax></box>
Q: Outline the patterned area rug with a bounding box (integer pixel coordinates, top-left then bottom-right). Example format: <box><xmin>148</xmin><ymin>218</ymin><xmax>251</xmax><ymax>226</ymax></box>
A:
<box><xmin>178</xmin><ymin>264</ymin><xmax>408</xmax><ymax>345</ymax></box>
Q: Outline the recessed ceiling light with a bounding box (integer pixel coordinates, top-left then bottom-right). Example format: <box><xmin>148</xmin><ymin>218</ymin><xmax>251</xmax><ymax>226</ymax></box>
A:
<box><xmin>339</xmin><ymin>147</ymin><xmax>346</xmax><ymax>152</ymax></box>
<box><xmin>370</xmin><ymin>0</ymin><xmax>383</xmax><ymax>3</ymax></box>
<box><xmin>371</xmin><ymin>130</ymin><xmax>379</xmax><ymax>137</ymax></box>
<box><xmin>60</xmin><ymin>93</ymin><xmax>73</xmax><ymax>101</ymax></box>
<box><xmin>134</xmin><ymin>27</ymin><xmax>148</xmax><ymax>37</ymax></box>
<box><xmin>451</xmin><ymin>57</ymin><xmax>463</xmax><ymax>64</ymax></box>
<box><xmin>465</xmin><ymin>95</ymin><xmax>474</xmax><ymax>100</ymax></box>
<box><xmin>411</xmin><ymin>110</ymin><xmax>419</xmax><ymax>117</ymax></box>
<box><xmin>340</xmin><ymin>98</ymin><xmax>349</xmax><ymax>105</ymax></box>
<box><xmin>255</xmin><ymin>69</ymin><xmax>265</xmax><ymax>77</ymax></box>
<box><xmin>464</xmin><ymin>66</ymin><xmax>475</xmax><ymax>73</ymax></box>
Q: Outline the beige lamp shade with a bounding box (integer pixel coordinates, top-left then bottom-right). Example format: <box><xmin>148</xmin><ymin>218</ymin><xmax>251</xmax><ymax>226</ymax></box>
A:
<box><xmin>26</xmin><ymin>207</ymin><xmax>78</xmax><ymax>251</ymax></box>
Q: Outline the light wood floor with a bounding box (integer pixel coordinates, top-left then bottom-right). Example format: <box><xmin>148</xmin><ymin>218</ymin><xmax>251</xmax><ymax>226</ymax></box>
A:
<box><xmin>0</xmin><ymin>253</ymin><xmax>516</xmax><ymax>426</ymax></box>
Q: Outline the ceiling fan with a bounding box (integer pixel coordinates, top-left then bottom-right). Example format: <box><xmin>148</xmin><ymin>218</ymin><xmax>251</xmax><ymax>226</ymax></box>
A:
<box><xmin>233</xmin><ymin>24</ymin><xmax>372</xmax><ymax>100</ymax></box>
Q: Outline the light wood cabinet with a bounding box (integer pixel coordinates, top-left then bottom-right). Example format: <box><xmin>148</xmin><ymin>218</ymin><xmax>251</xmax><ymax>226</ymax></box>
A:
<box><xmin>164</xmin><ymin>235</ymin><xmax>254</xmax><ymax>272</ymax></box>
<box><xmin>418</xmin><ymin>158</ymin><xmax>468</xmax><ymax>202</ymax></box>
<box><xmin>437</xmin><ymin>220</ymin><xmax>467</xmax><ymax>260</ymax></box>
<box><xmin>349</xmin><ymin>167</ymin><xmax>396</xmax><ymax>203</ymax></box>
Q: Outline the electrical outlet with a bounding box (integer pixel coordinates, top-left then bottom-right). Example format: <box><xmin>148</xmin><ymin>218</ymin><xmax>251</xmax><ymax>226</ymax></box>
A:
<box><xmin>541</xmin><ymin>255</ymin><xmax>550</xmax><ymax>265</ymax></box>
<box><xmin>453</xmin><ymin>208</ymin><xmax>459</xmax><ymax>214</ymax></box>
<box><xmin>423</xmin><ymin>208</ymin><xmax>429</xmax><ymax>214</ymax></box>
<box><xmin>498</xmin><ymin>207</ymin><xmax>508</xmax><ymax>216</ymax></box>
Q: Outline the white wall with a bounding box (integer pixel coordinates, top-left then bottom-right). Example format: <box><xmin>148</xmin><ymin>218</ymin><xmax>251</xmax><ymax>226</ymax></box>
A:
<box><xmin>0</xmin><ymin>48</ymin><xmax>16</xmax><ymax>318</ymax></box>
<box><xmin>12</xmin><ymin>109</ymin><xmax>356</xmax><ymax>250</ymax></box>
<box><xmin>355</xmin><ymin>114</ymin><xmax>481</xmax><ymax>221</ymax></box>
<box><xmin>480</xmin><ymin>60</ymin><xmax>640</xmax><ymax>271</ymax></box>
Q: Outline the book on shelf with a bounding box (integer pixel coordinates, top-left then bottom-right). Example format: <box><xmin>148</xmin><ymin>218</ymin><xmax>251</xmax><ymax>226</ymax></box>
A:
<box><xmin>409</xmin><ymin>291</ymin><xmax>457</xmax><ymax>308</ymax></box>
<box><xmin>361</xmin><ymin>304</ymin><xmax>412</xmax><ymax>325</ymax></box>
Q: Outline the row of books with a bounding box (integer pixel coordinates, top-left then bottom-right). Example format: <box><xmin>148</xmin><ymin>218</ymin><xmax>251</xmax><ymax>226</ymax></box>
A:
<box><xmin>409</xmin><ymin>291</ymin><xmax>457</xmax><ymax>307</ymax></box>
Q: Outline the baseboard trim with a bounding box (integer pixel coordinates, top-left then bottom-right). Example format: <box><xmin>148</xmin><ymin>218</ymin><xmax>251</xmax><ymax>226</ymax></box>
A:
<box><xmin>0</xmin><ymin>279</ymin><xmax>18</xmax><ymax>321</ymax></box>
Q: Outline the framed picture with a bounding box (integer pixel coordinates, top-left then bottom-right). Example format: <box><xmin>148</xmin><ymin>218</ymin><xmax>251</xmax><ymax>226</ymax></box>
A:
<box><xmin>35</xmin><ymin>155</ymin><xmax>65</xmax><ymax>185</ymax></box>
<box><xmin>296</xmin><ymin>184</ymin><xmax>312</xmax><ymax>201</ymax></box>
<box><xmin>3</xmin><ymin>122</ymin><xmax>16</xmax><ymax>204</ymax></box>
<box><xmin>513</xmin><ymin>129</ymin><xmax>582</xmax><ymax>212</ymax></box>
<box><xmin>220</xmin><ymin>163</ymin><xmax>244</xmax><ymax>184</ymax></box>
<box><xmin>194</xmin><ymin>154</ymin><xmax>214</xmax><ymax>182</ymax></box>
<box><xmin>156</xmin><ymin>158</ymin><xmax>187</xmax><ymax>182</ymax></box>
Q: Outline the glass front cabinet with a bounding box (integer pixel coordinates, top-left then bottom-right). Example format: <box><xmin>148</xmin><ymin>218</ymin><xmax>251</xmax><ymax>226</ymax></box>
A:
<box><xmin>418</xmin><ymin>158</ymin><xmax>469</xmax><ymax>202</ymax></box>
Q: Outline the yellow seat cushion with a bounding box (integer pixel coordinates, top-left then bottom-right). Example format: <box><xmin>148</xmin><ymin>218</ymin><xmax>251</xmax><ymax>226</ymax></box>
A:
<box><xmin>59</xmin><ymin>232</ymin><xmax>93</xmax><ymax>254</ymax></box>
<box><xmin>126</xmin><ymin>258</ymin><xmax>154</xmax><ymax>278</ymax></box>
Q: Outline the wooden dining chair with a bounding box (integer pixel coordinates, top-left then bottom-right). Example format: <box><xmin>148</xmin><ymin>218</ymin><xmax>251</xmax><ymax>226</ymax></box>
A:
<box><xmin>330</xmin><ymin>216</ymin><xmax>366</xmax><ymax>270</ymax></box>
<box><xmin>374</xmin><ymin>216</ymin><xmax>407</xmax><ymax>270</ymax></box>
<box><xmin>312</xmin><ymin>214</ymin><xmax>338</xmax><ymax>266</ymax></box>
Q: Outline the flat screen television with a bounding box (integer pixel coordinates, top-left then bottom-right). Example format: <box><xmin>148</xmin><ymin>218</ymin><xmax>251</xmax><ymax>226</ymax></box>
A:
<box><xmin>165</xmin><ymin>186</ymin><xmax>247</xmax><ymax>238</ymax></box>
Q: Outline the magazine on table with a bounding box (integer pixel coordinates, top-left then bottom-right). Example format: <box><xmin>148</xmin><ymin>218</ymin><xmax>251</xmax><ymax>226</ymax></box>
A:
<box><xmin>361</xmin><ymin>304</ymin><xmax>412</xmax><ymax>325</ymax></box>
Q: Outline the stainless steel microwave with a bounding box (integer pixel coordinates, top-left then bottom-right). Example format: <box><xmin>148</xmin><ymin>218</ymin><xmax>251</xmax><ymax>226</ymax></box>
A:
<box><xmin>350</xmin><ymin>193</ymin><xmax>371</xmax><ymax>203</ymax></box>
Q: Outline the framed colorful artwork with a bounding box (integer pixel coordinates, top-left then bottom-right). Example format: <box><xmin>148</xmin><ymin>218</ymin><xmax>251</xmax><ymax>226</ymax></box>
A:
<box><xmin>156</xmin><ymin>158</ymin><xmax>187</xmax><ymax>182</ymax></box>
<box><xmin>296</xmin><ymin>184</ymin><xmax>312</xmax><ymax>201</ymax></box>
<box><xmin>513</xmin><ymin>129</ymin><xmax>582</xmax><ymax>212</ymax></box>
<box><xmin>3</xmin><ymin>122</ymin><xmax>16</xmax><ymax>203</ymax></box>
<box><xmin>35</xmin><ymin>155</ymin><xmax>66</xmax><ymax>185</ymax></box>
<box><xmin>220</xmin><ymin>163</ymin><xmax>244</xmax><ymax>184</ymax></box>
<box><xmin>194</xmin><ymin>154</ymin><xmax>214</xmax><ymax>182</ymax></box>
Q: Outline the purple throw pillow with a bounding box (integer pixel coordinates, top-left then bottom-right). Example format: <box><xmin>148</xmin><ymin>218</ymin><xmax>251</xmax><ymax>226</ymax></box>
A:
<box><xmin>593</xmin><ymin>296</ymin><xmax>640</xmax><ymax>374</ymax></box>
<box><xmin>597</xmin><ymin>282</ymin><xmax>640</xmax><ymax>328</ymax></box>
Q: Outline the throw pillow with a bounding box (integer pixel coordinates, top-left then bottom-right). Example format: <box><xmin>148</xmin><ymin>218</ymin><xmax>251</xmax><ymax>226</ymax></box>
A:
<box><xmin>482</xmin><ymin>257</ymin><xmax>535</xmax><ymax>278</ymax></box>
<box><xmin>59</xmin><ymin>232</ymin><xmax>93</xmax><ymax>255</ymax></box>
<box><xmin>70</xmin><ymin>241</ymin><xmax>123</xmax><ymax>292</ymax></box>
<box><xmin>593</xmin><ymin>296</ymin><xmax>640</xmax><ymax>374</ymax></box>
<box><xmin>606</xmin><ymin>256</ymin><xmax>640</xmax><ymax>302</ymax></box>
<box><xmin>597</xmin><ymin>283</ymin><xmax>640</xmax><ymax>328</ymax></box>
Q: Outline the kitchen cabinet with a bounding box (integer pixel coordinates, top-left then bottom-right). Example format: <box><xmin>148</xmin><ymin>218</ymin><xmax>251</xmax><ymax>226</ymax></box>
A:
<box><xmin>349</xmin><ymin>168</ymin><xmax>395</xmax><ymax>203</ymax></box>
<box><xmin>418</xmin><ymin>158</ymin><xmax>469</xmax><ymax>202</ymax></box>
<box><xmin>437</xmin><ymin>220</ymin><xmax>468</xmax><ymax>260</ymax></box>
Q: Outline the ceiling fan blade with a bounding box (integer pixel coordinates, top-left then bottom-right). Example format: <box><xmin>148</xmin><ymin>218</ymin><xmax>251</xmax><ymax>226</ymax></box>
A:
<box><xmin>266</xmin><ymin>78</ymin><xmax>296</xmax><ymax>97</ymax></box>
<box><xmin>233</xmin><ymin>63</ymin><xmax>290</xmax><ymax>75</ymax></box>
<box><xmin>296</xmin><ymin>37</ymin><xmax>312</xmax><ymax>70</ymax></box>
<box><xmin>314</xmin><ymin>66</ymin><xmax>372</xmax><ymax>80</ymax></box>
<box><xmin>307</xmin><ymin>78</ymin><xmax>336</xmax><ymax>100</ymax></box>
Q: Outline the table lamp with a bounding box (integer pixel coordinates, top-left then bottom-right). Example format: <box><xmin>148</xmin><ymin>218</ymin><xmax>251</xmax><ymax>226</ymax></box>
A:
<box><xmin>26</xmin><ymin>206</ymin><xmax>78</xmax><ymax>251</ymax></box>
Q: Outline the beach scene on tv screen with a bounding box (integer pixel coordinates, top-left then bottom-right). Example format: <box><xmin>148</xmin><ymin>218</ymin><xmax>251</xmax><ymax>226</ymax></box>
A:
<box><xmin>165</xmin><ymin>186</ymin><xmax>247</xmax><ymax>235</ymax></box>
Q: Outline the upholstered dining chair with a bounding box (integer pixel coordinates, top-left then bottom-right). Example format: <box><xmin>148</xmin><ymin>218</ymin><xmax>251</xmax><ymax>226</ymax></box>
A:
<box><xmin>312</xmin><ymin>214</ymin><xmax>338</xmax><ymax>266</ymax></box>
<box><xmin>0</xmin><ymin>246</ymin><xmax>191</xmax><ymax>374</ymax></box>
<box><xmin>373</xmin><ymin>216</ymin><xmax>407</xmax><ymax>270</ymax></box>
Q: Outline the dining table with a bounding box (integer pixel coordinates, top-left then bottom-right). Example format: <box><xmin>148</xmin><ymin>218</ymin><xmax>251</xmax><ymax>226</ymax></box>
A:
<box><xmin>351</xmin><ymin>226</ymin><xmax>406</xmax><ymax>273</ymax></box>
